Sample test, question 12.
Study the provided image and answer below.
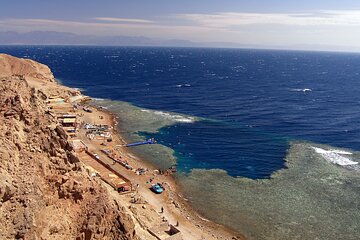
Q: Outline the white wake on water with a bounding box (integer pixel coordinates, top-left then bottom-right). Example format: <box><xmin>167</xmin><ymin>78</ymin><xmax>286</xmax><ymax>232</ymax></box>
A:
<box><xmin>311</xmin><ymin>147</ymin><xmax>358</xmax><ymax>166</ymax></box>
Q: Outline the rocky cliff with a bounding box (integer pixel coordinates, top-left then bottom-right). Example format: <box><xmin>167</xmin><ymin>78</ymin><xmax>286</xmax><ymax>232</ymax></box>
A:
<box><xmin>0</xmin><ymin>54</ymin><xmax>136</xmax><ymax>240</ymax></box>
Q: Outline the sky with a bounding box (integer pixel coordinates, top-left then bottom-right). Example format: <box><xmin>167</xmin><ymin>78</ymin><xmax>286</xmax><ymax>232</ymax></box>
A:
<box><xmin>2</xmin><ymin>0</ymin><xmax>360</xmax><ymax>50</ymax></box>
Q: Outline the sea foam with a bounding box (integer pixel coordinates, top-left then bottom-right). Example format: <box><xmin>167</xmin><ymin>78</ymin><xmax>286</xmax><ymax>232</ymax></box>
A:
<box><xmin>152</xmin><ymin>110</ymin><xmax>195</xmax><ymax>123</ymax></box>
<box><xmin>140</xmin><ymin>109</ymin><xmax>194</xmax><ymax>123</ymax></box>
<box><xmin>311</xmin><ymin>147</ymin><xmax>358</xmax><ymax>166</ymax></box>
<box><xmin>176</xmin><ymin>84</ymin><xmax>191</xmax><ymax>88</ymax></box>
<box><xmin>92</xmin><ymin>97</ymin><xmax>105</xmax><ymax>101</ymax></box>
<box><xmin>290</xmin><ymin>88</ymin><xmax>312</xmax><ymax>92</ymax></box>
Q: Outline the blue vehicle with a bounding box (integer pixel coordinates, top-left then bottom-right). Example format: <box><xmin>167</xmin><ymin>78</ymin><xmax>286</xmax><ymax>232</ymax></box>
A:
<box><xmin>151</xmin><ymin>183</ymin><xmax>164</xmax><ymax>194</ymax></box>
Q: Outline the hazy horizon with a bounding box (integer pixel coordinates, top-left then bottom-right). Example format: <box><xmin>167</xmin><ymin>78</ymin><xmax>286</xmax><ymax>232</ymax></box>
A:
<box><xmin>2</xmin><ymin>1</ymin><xmax>360</xmax><ymax>52</ymax></box>
<box><xmin>2</xmin><ymin>30</ymin><xmax>360</xmax><ymax>54</ymax></box>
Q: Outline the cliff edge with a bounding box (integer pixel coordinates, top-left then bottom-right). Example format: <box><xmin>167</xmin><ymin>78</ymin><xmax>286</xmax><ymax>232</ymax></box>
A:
<box><xmin>0</xmin><ymin>54</ymin><xmax>55</xmax><ymax>81</ymax></box>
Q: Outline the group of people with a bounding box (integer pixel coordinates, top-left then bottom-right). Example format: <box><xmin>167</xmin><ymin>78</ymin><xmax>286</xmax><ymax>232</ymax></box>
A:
<box><xmin>157</xmin><ymin>166</ymin><xmax>177</xmax><ymax>176</ymax></box>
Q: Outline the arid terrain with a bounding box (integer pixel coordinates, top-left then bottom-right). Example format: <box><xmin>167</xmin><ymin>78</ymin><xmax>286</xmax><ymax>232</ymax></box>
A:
<box><xmin>0</xmin><ymin>54</ymin><xmax>137</xmax><ymax>239</ymax></box>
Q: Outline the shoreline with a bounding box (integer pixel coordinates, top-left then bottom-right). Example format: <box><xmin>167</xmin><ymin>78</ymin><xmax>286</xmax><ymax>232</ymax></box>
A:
<box><xmin>4</xmin><ymin>52</ymin><xmax>360</xmax><ymax>239</ymax></box>
<box><xmin>88</xmin><ymin>97</ymin><xmax>244</xmax><ymax>239</ymax></box>
<box><xmin>0</xmin><ymin>52</ymin><xmax>244</xmax><ymax>239</ymax></box>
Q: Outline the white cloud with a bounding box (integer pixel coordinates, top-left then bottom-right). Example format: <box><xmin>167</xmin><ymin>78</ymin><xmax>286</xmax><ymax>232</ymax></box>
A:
<box><xmin>2</xmin><ymin>10</ymin><xmax>360</xmax><ymax>50</ymax></box>
<box><xmin>94</xmin><ymin>17</ymin><xmax>154</xmax><ymax>24</ymax></box>
<box><xmin>176</xmin><ymin>10</ymin><xmax>360</xmax><ymax>28</ymax></box>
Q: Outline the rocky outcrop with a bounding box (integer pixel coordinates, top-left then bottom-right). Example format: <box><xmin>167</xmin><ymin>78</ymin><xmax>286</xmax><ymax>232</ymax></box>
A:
<box><xmin>0</xmin><ymin>56</ymin><xmax>136</xmax><ymax>239</ymax></box>
<box><xmin>0</xmin><ymin>54</ymin><xmax>55</xmax><ymax>81</ymax></box>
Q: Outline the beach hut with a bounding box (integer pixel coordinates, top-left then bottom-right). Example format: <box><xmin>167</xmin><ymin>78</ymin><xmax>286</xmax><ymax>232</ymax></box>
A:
<box><xmin>60</xmin><ymin>116</ymin><xmax>77</xmax><ymax>128</ymax></box>
<box><xmin>71</xmin><ymin>139</ymin><xmax>88</xmax><ymax>152</ymax></box>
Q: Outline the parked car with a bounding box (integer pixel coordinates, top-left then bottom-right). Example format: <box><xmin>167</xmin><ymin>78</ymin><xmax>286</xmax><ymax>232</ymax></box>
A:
<box><xmin>151</xmin><ymin>183</ymin><xmax>164</xmax><ymax>194</ymax></box>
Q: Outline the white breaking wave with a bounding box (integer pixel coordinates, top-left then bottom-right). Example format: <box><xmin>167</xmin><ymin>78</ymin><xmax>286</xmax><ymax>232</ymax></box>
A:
<box><xmin>176</xmin><ymin>84</ymin><xmax>191</xmax><ymax>87</ymax></box>
<box><xmin>291</xmin><ymin>88</ymin><xmax>312</xmax><ymax>92</ymax></box>
<box><xmin>140</xmin><ymin>109</ymin><xmax>195</xmax><ymax>123</ymax></box>
<box><xmin>311</xmin><ymin>147</ymin><xmax>358</xmax><ymax>166</ymax></box>
<box><xmin>153</xmin><ymin>110</ymin><xmax>195</xmax><ymax>123</ymax></box>
<box><xmin>176</xmin><ymin>118</ymin><xmax>194</xmax><ymax>123</ymax></box>
<box><xmin>329</xmin><ymin>150</ymin><xmax>353</xmax><ymax>155</ymax></box>
<box><xmin>92</xmin><ymin>97</ymin><xmax>105</xmax><ymax>101</ymax></box>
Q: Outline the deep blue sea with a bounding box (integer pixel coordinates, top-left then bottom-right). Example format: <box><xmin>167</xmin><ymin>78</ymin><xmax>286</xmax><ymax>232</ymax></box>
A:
<box><xmin>2</xmin><ymin>46</ymin><xmax>360</xmax><ymax>239</ymax></box>
<box><xmin>3</xmin><ymin>46</ymin><xmax>360</xmax><ymax>177</ymax></box>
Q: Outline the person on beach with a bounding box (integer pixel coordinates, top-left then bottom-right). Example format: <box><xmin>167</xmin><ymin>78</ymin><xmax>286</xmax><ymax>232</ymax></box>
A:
<box><xmin>161</xmin><ymin>207</ymin><xmax>164</xmax><ymax>213</ymax></box>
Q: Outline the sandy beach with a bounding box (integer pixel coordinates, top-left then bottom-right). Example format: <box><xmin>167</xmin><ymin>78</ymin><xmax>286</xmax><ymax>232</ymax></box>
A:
<box><xmin>58</xmin><ymin>82</ymin><xmax>245</xmax><ymax>240</ymax></box>
<box><xmin>78</xmin><ymin>104</ymin><xmax>243</xmax><ymax>240</ymax></box>
<box><xmin>0</xmin><ymin>53</ymin><xmax>244</xmax><ymax>240</ymax></box>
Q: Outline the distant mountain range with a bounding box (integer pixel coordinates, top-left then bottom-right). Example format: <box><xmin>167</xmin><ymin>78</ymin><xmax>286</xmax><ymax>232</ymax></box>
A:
<box><xmin>0</xmin><ymin>31</ymin><xmax>231</xmax><ymax>48</ymax></box>
<box><xmin>0</xmin><ymin>31</ymin><xmax>359</xmax><ymax>53</ymax></box>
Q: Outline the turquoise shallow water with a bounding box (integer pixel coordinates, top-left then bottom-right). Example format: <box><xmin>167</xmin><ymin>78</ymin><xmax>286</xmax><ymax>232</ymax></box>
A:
<box><xmin>2</xmin><ymin>46</ymin><xmax>360</xmax><ymax>239</ymax></box>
